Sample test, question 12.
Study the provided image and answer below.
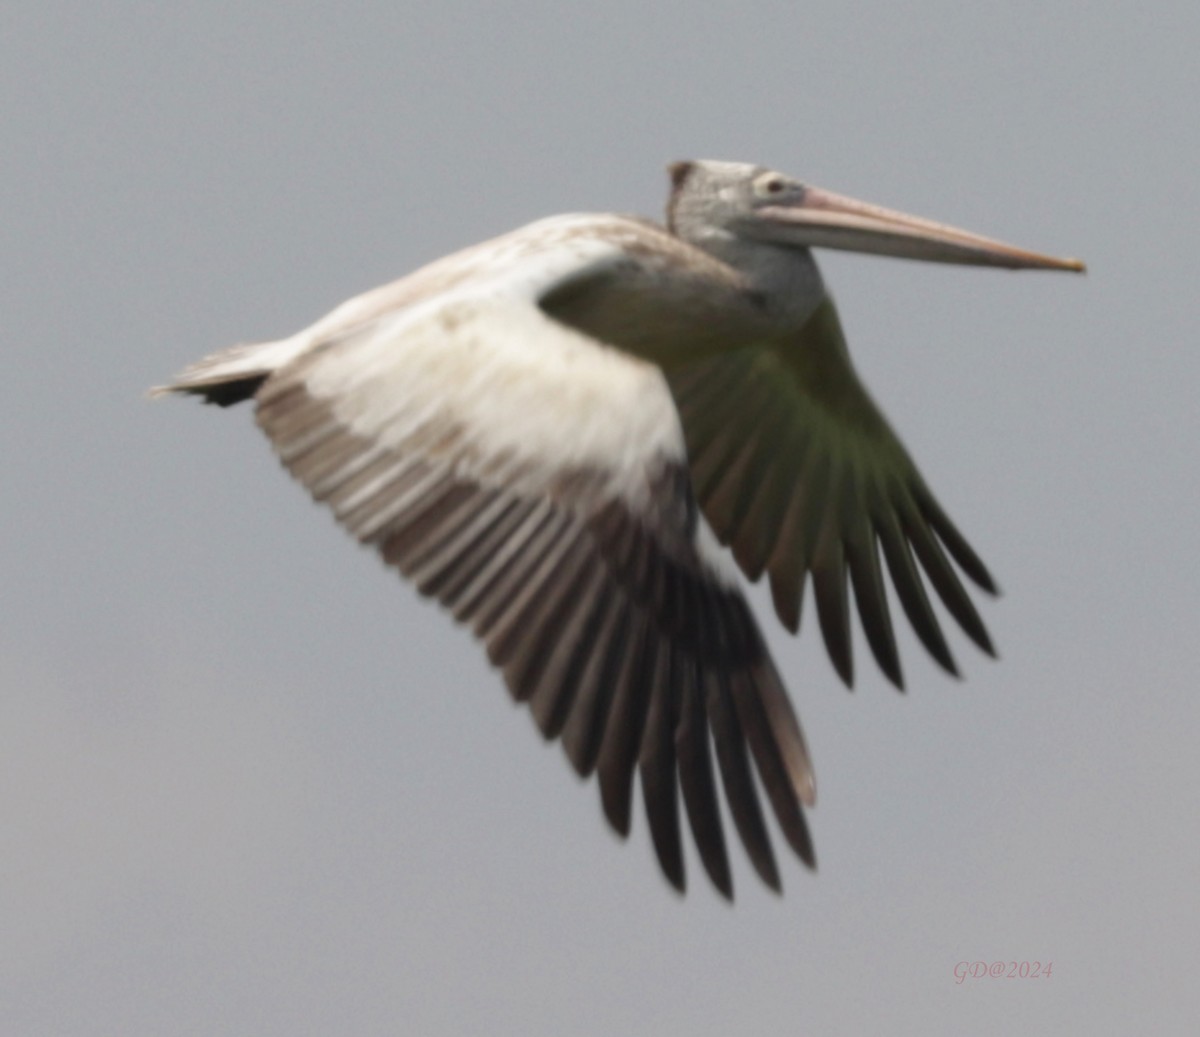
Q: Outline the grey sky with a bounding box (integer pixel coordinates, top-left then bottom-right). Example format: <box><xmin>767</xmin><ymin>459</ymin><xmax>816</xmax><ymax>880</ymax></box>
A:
<box><xmin>4</xmin><ymin>1</ymin><xmax>1197</xmax><ymax>1033</ymax></box>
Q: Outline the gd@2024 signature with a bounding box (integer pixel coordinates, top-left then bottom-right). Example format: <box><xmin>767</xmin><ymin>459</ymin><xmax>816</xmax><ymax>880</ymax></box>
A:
<box><xmin>954</xmin><ymin>961</ymin><xmax>1054</xmax><ymax>984</ymax></box>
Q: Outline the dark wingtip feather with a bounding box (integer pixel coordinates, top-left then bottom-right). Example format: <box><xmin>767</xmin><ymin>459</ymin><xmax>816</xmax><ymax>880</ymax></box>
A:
<box><xmin>869</xmin><ymin>640</ymin><xmax>902</xmax><ymax>690</ymax></box>
<box><xmin>639</xmin><ymin>659</ymin><xmax>686</xmax><ymax>895</ymax></box>
<box><xmin>596</xmin><ymin>622</ymin><xmax>655</xmax><ymax>840</ymax></box>
<box><xmin>914</xmin><ymin>652</ymin><xmax>958</xmax><ymax>681</ymax></box>
<box><xmin>846</xmin><ymin>533</ymin><xmax>904</xmax><ymax>690</ymax></box>
<box><xmin>811</xmin><ymin>510</ymin><xmax>856</xmax><ymax>687</ymax></box>
<box><xmin>769</xmin><ymin>569</ymin><xmax>802</xmax><ymax>634</ymax></box>
<box><xmin>599</xmin><ymin>763</ymin><xmax>634</xmax><ymax>838</ymax></box>
<box><xmin>560</xmin><ymin>605</ymin><xmax>629</xmax><ymax>779</ymax></box>
<box><xmin>786</xmin><ymin>810</ymin><xmax>817</xmax><ymax>870</ymax></box>
<box><xmin>959</xmin><ymin>610</ymin><xmax>996</xmax><ymax>658</ymax></box>
<box><xmin>900</xmin><ymin>500</ymin><xmax>996</xmax><ymax>663</ymax></box>
<box><xmin>708</xmin><ymin>861</ymin><xmax>734</xmax><ymax>901</ymax></box>
<box><xmin>726</xmin><ymin>668</ymin><xmax>817</xmax><ymax>873</ymax></box>
<box><xmin>915</xmin><ymin>486</ymin><xmax>1000</xmax><ymax>595</ymax></box>
<box><xmin>676</xmin><ymin>670</ymin><xmax>734</xmax><ymax>900</ymax></box>
<box><xmin>814</xmin><ymin>569</ymin><xmax>854</xmax><ymax>689</ymax></box>
<box><xmin>603</xmin><ymin>804</ymin><xmax>632</xmax><ymax>840</ymax></box>
<box><xmin>705</xmin><ymin>675</ymin><xmax>783</xmax><ymax>892</ymax></box>
<box><xmin>875</xmin><ymin>514</ymin><xmax>962</xmax><ymax>678</ymax></box>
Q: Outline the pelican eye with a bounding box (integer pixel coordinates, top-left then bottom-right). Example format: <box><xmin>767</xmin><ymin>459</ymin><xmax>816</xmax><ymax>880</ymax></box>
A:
<box><xmin>754</xmin><ymin>174</ymin><xmax>789</xmax><ymax>198</ymax></box>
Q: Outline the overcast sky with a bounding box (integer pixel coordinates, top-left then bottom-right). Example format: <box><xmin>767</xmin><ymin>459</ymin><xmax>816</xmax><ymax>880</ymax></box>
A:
<box><xmin>4</xmin><ymin>2</ymin><xmax>1198</xmax><ymax>1034</ymax></box>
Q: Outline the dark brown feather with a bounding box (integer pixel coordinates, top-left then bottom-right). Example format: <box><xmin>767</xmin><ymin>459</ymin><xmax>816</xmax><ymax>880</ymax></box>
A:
<box><xmin>638</xmin><ymin>646</ymin><xmax>685</xmax><ymax>892</ymax></box>
<box><xmin>872</xmin><ymin>503</ymin><xmax>959</xmax><ymax>677</ymax></box>
<box><xmin>728</xmin><ymin>669</ymin><xmax>816</xmax><ymax>868</ymax></box>
<box><xmin>675</xmin><ymin>663</ymin><xmax>733</xmax><ymax>898</ymax></box>
<box><xmin>811</xmin><ymin>474</ymin><xmax>854</xmax><ymax>688</ymax></box>
<box><xmin>914</xmin><ymin>484</ymin><xmax>998</xmax><ymax>594</ymax></box>
<box><xmin>561</xmin><ymin>599</ymin><xmax>630</xmax><ymax>777</ymax></box>
<box><xmin>494</xmin><ymin>535</ymin><xmax>594</xmax><ymax>698</ymax></box>
<box><xmin>527</xmin><ymin>563</ymin><xmax>610</xmax><ymax>738</ymax></box>
<box><xmin>844</xmin><ymin>516</ymin><xmax>903</xmax><ymax>690</ymax></box>
<box><xmin>705</xmin><ymin>672</ymin><xmax>781</xmax><ymax>891</ymax></box>
<box><xmin>596</xmin><ymin>618</ymin><xmax>656</xmax><ymax>837</ymax></box>
<box><xmin>898</xmin><ymin>496</ymin><xmax>995</xmax><ymax>656</ymax></box>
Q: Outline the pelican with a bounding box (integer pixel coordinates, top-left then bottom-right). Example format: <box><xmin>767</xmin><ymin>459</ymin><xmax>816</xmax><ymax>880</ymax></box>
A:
<box><xmin>154</xmin><ymin>160</ymin><xmax>1083</xmax><ymax>898</ymax></box>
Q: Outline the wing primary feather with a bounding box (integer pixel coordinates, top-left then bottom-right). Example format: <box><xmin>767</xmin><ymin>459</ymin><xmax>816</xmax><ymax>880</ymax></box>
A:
<box><xmin>913</xmin><ymin>485</ymin><xmax>999</xmax><ymax>595</ymax></box>
<box><xmin>675</xmin><ymin>659</ymin><xmax>733</xmax><ymax>899</ymax></box>
<box><xmin>638</xmin><ymin>643</ymin><xmax>685</xmax><ymax>892</ymax></box>
<box><xmin>497</xmin><ymin>532</ymin><xmax>594</xmax><ymax>702</ymax></box>
<box><xmin>702</xmin><ymin>390</ymin><xmax>791</xmax><ymax>548</ymax></box>
<box><xmin>767</xmin><ymin>547</ymin><xmax>807</xmax><ymax>636</ymax></box>
<box><xmin>731</xmin><ymin>429</ymin><xmax>811</xmax><ymax>581</ymax></box>
<box><xmin>705</xmin><ymin>672</ymin><xmax>781</xmax><ymax>891</ymax></box>
<box><xmin>811</xmin><ymin>478</ymin><xmax>854</xmax><ymax>688</ymax></box>
<box><xmin>844</xmin><ymin>517</ymin><xmax>903</xmax><ymax>689</ymax></box>
<box><xmin>728</xmin><ymin>668</ymin><xmax>816</xmax><ymax>868</ymax></box>
<box><xmin>478</xmin><ymin>517</ymin><xmax>578</xmax><ymax>654</ymax></box>
<box><xmin>898</xmin><ymin>497</ymin><xmax>996</xmax><ymax>657</ymax></box>
<box><xmin>527</xmin><ymin>562</ymin><xmax>610</xmax><ymax>738</ymax></box>
<box><xmin>561</xmin><ymin>597</ymin><xmax>630</xmax><ymax>777</ymax></box>
<box><xmin>765</xmin><ymin>450</ymin><xmax>831</xmax><ymax>634</ymax></box>
<box><xmin>873</xmin><ymin>505</ymin><xmax>959</xmax><ymax>677</ymax></box>
<box><xmin>597</xmin><ymin>616</ymin><xmax>655</xmax><ymax>837</ymax></box>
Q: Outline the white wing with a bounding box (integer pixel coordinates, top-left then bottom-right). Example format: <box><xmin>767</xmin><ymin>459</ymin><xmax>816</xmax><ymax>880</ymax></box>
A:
<box><xmin>161</xmin><ymin>218</ymin><xmax>815</xmax><ymax>897</ymax></box>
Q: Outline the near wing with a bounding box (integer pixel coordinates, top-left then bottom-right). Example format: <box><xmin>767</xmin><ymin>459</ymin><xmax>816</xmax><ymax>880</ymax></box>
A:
<box><xmin>668</xmin><ymin>297</ymin><xmax>998</xmax><ymax>690</ymax></box>
<box><xmin>244</xmin><ymin>236</ymin><xmax>814</xmax><ymax>898</ymax></box>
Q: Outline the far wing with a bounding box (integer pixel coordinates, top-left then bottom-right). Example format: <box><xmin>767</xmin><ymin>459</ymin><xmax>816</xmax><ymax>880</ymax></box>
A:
<box><xmin>668</xmin><ymin>297</ymin><xmax>997</xmax><ymax>690</ymax></box>
<box><xmin>250</xmin><ymin>239</ymin><xmax>815</xmax><ymax>898</ymax></box>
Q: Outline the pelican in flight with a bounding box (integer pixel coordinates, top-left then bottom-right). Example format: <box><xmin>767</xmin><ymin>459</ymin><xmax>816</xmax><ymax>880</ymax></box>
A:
<box><xmin>155</xmin><ymin>160</ymin><xmax>1083</xmax><ymax>898</ymax></box>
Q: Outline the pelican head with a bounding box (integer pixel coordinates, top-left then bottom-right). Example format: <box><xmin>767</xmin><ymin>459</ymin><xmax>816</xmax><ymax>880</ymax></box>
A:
<box><xmin>667</xmin><ymin>159</ymin><xmax>1085</xmax><ymax>273</ymax></box>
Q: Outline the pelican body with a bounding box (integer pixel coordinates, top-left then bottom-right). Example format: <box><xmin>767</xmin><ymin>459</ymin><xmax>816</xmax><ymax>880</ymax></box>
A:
<box><xmin>155</xmin><ymin>160</ymin><xmax>1083</xmax><ymax>898</ymax></box>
